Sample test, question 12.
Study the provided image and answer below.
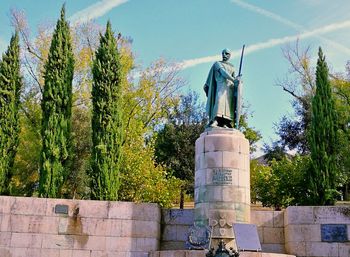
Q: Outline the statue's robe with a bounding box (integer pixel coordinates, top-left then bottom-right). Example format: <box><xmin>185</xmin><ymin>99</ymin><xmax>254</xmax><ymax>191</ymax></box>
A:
<box><xmin>204</xmin><ymin>61</ymin><xmax>241</xmax><ymax>127</ymax></box>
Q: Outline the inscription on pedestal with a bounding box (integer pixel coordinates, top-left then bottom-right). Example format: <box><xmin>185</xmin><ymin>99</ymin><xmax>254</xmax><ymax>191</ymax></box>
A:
<box><xmin>212</xmin><ymin>169</ymin><xmax>232</xmax><ymax>185</ymax></box>
<box><xmin>321</xmin><ymin>224</ymin><xmax>348</xmax><ymax>242</ymax></box>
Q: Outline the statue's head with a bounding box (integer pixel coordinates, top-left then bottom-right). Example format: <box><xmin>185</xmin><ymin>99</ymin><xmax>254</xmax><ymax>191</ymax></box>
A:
<box><xmin>222</xmin><ymin>48</ymin><xmax>231</xmax><ymax>61</ymax></box>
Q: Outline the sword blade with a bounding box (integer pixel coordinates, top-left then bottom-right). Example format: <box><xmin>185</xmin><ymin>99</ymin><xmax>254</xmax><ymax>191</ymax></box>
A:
<box><xmin>238</xmin><ymin>44</ymin><xmax>245</xmax><ymax>77</ymax></box>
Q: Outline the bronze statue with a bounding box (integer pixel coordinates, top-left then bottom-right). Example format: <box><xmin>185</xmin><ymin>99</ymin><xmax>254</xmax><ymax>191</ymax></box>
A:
<box><xmin>204</xmin><ymin>48</ymin><xmax>243</xmax><ymax>129</ymax></box>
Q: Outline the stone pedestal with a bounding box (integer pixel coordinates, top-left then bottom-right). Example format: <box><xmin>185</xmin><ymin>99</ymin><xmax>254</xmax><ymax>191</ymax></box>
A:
<box><xmin>194</xmin><ymin>128</ymin><xmax>250</xmax><ymax>248</ymax></box>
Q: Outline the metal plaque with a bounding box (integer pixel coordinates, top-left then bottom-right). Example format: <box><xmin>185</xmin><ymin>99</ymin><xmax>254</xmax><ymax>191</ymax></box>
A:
<box><xmin>212</xmin><ymin>169</ymin><xmax>233</xmax><ymax>185</ymax></box>
<box><xmin>233</xmin><ymin>223</ymin><xmax>261</xmax><ymax>252</ymax></box>
<box><xmin>321</xmin><ymin>224</ymin><xmax>348</xmax><ymax>242</ymax></box>
<box><xmin>55</xmin><ymin>204</ymin><xmax>68</xmax><ymax>214</ymax></box>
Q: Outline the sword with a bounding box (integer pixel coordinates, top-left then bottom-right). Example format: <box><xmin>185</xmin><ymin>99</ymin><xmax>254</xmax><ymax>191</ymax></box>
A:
<box><xmin>234</xmin><ymin>44</ymin><xmax>245</xmax><ymax>128</ymax></box>
<box><xmin>238</xmin><ymin>44</ymin><xmax>245</xmax><ymax>77</ymax></box>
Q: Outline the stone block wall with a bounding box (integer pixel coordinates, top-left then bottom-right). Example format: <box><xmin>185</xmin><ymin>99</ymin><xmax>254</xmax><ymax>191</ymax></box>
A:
<box><xmin>161</xmin><ymin>209</ymin><xmax>193</xmax><ymax>250</ymax></box>
<box><xmin>284</xmin><ymin>206</ymin><xmax>350</xmax><ymax>257</ymax></box>
<box><xmin>161</xmin><ymin>209</ymin><xmax>285</xmax><ymax>253</ymax></box>
<box><xmin>251</xmin><ymin>211</ymin><xmax>285</xmax><ymax>254</ymax></box>
<box><xmin>0</xmin><ymin>196</ymin><xmax>161</xmax><ymax>257</ymax></box>
<box><xmin>2</xmin><ymin>196</ymin><xmax>350</xmax><ymax>257</ymax></box>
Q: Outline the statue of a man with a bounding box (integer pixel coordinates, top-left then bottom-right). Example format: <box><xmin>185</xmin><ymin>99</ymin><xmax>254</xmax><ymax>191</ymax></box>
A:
<box><xmin>204</xmin><ymin>48</ymin><xmax>241</xmax><ymax>128</ymax></box>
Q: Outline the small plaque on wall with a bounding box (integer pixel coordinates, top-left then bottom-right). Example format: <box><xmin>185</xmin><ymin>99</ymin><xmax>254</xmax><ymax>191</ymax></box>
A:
<box><xmin>212</xmin><ymin>169</ymin><xmax>232</xmax><ymax>185</ymax></box>
<box><xmin>233</xmin><ymin>223</ymin><xmax>262</xmax><ymax>252</ymax></box>
<box><xmin>55</xmin><ymin>204</ymin><xmax>68</xmax><ymax>214</ymax></box>
<box><xmin>321</xmin><ymin>224</ymin><xmax>348</xmax><ymax>242</ymax></box>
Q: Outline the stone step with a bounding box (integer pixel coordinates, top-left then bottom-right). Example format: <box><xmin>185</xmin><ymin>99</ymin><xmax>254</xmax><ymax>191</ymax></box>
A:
<box><xmin>149</xmin><ymin>250</ymin><xmax>296</xmax><ymax>257</ymax></box>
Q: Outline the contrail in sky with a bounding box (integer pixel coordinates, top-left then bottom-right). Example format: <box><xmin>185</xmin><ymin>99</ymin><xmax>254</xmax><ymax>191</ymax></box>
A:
<box><xmin>231</xmin><ymin>0</ymin><xmax>301</xmax><ymax>29</ymax></box>
<box><xmin>69</xmin><ymin>0</ymin><xmax>129</xmax><ymax>24</ymax></box>
<box><xmin>180</xmin><ymin>19</ymin><xmax>350</xmax><ymax>69</ymax></box>
<box><xmin>230</xmin><ymin>0</ymin><xmax>350</xmax><ymax>55</ymax></box>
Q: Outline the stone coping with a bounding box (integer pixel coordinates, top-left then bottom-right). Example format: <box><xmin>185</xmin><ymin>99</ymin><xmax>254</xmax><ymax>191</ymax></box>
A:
<box><xmin>204</xmin><ymin>127</ymin><xmax>244</xmax><ymax>136</ymax></box>
<box><xmin>149</xmin><ymin>250</ymin><xmax>295</xmax><ymax>257</ymax></box>
<box><xmin>0</xmin><ymin>195</ymin><xmax>160</xmax><ymax>221</ymax></box>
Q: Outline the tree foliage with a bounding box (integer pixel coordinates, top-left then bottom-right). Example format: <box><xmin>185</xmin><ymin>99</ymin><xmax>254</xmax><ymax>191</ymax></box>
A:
<box><xmin>262</xmin><ymin>43</ymin><xmax>350</xmax><ymax>205</ymax></box>
<box><xmin>332</xmin><ymin>73</ymin><xmax>350</xmax><ymax>199</ymax></box>
<box><xmin>118</xmin><ymin>59</ymin><xmax>184</xmax><ymax>207</ymax></box>
<box><xmin>238</xmin><ymin>111</ymin><xmax>262</xmax><ymax>153</ymax></box>
<box><xmin>308</xmin><ymin>48</ymin><xmax>339</xmax><ymax>205</ymax></box>
<box><xmin>11</xmin><ymin>105</ymin><xmax>41</xmax><ymax>196</ymax></box>
<box><xmin>89</xmin><ymin>21</ymin><xmax>124</xmax><ymax>201</ymax></box>
<box><xmin>0</xmin><ymin>32</ymin><xmax>22</xmax><ymax>195</ymax></box>
<box><xmin>154</xmin><ymin>91</ymin><xmax>206</xmax><ymax>207</ymax></box>
<box><xmin>251</xmin><ymin>156</ymin><xmax>310</xmax><ymax>210</ymax></box>
<box><xmin>11</xmin><ymin>8</ymin><xmax>182</xmax><ymax>204</ymax></box>
<box><xmin>39</xmin><ymin>6</ymin><xmax>75</xmax><ymax>198</ymax></box>
<box><xmin>272</xmin><ymin>42</ymin><xmax>315</xmax><ymax>154</ymax></box>
<box><xmin>119</xmin><ymin>136</ymin><xmax>182</xmax><ymax>208</ymax></box>
<box><xmin>9</xmin><ymin>9</ymin><xmax>101</xmax><ymax>198</ymax></box>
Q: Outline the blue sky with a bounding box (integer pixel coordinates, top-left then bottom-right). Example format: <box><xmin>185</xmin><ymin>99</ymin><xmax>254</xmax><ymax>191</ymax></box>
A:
<box><xmin>1</xmin><ymin>0</ymin><xmax>350</xmax><ymax>155</ymax></box>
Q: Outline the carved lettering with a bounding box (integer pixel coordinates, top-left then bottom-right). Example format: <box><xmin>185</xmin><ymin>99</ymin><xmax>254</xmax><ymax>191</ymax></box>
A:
<box><xmin>212</xmin><ymin>169</ymin><xmax>233</xmax><ymax>185</ymax></box>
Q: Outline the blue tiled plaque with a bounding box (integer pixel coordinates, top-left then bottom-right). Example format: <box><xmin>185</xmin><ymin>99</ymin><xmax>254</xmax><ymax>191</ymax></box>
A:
<box><xmin>321</xmin><ymin>224</ymin><xmax>348</xmax><ymax>242</ymax></box>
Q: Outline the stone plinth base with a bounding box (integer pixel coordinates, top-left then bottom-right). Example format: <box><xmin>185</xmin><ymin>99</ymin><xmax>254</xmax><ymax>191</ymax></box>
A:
<box><xmin>149</xmin><ymin>251</ymin><xmax>295</xmax><ymax>257</ymax></box>
<box><xmin>240</xmin><ymin>253</ymin><xmax>295</xmax><ymax>257</ymax></box>
<box><xmin>194</xmin><ymin>128</ymin><xmax>250</xmax><ymax>249</ymax></box>
<box><xmin>149</xmin><ymin>250</ymin><xmax>205</xmax><ymax>257</ymax></box>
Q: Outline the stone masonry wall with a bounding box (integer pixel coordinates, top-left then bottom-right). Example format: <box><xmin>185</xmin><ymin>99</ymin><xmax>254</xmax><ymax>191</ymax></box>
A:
<box><xmin>3</xmin><ymin>196</ymin><xmax>350</xmax><ymax>257</ymax></box>
<box><xmin>251</xmin><ymin>211</ymin><xmax>285</xmax><ymax>254</ymax></box>
<box><xmin>285</xmin><ymin>206</ymin><xmax>350</xmax><ymax>257</ymax></box>
<box><xmin>161</xmin><ymin>209</ymin><xmax>285</xmax><ymax>254</ymax></box>
<box><xmin>0</xmin><ymin>196</ymin><xmax>160</xmax><ymax>257</ymax></box>
<box><xmin>161</xmin><ymin>209</ymin><xmax>193</xmax><ymax>250</ymax></box>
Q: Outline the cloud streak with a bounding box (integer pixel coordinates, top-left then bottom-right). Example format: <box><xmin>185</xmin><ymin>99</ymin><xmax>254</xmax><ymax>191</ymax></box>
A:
<box><xmin>69</xmin><ymin>0</ymin><xmax>129</xmax><ymax>24</ymax></box>
<box><xmin>180</xmin><ymin>19</ymin><xmax>350</xmax><ymax>69</ymax></box>
<box><xmin>230</xmin><ymin>0</ymin><xmax>350</xmax><ymax>55</ymax></box>
<box><xmin>231</xmin><ymin>0</ymin><xmax>302</xmax><ymax>30</ymax></box>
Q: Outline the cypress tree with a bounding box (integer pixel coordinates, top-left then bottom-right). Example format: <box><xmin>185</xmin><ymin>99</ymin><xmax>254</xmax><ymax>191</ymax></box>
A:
<box><xmin>90</xmin><ymin>21</ymin><xmax>123</xmax><ymax>200</ymax></box>
<box><xmin>0</xmin><ymin>32</ymin><xmax>22</xmax><ymax>195</ymax></box>
<box><xmin>308</xmin><ymin>47</ymin><xmax>338</xmax><ymax>205</ymax></box>
<box><xmin>39</xmin><ymin>6</ymin><xmax>74</xmax><ymax>197</ymax></box>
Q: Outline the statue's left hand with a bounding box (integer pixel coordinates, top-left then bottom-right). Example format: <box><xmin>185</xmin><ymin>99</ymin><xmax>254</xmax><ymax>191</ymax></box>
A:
<box><xmin>234</xmin><ymin>76</ymin><xmax>241</xmax><ymax>86</ymax></box>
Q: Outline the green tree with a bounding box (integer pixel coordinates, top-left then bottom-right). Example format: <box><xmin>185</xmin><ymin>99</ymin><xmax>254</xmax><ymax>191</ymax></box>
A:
<box><xmin>332</xmin><ymin>74</ymin><xmax>350</xmax><ymax>199</ymax></box>
<box><xmin>118</xmin><ymin>59</ymin><xmax>184</xmax><ymax>207</ymax></box>
<box><xmin>0</xmin><ymin>32</ymin><xmax>22</xmax><ymax>195</ymax></box>
<box><xmin>273</xmin><ymin>42</ymin><xmax>315</xmax><ymax>155</ymax></box>
<box><xmin>238</xmin><ymin>112</ymin><xmax>262</xmax><ymax>153</ymax></box>
<box><xmin>10</xmin><ymin>8</ymin><xmax>184</xmax><ymax>204</ymax></box>
<box><xmin>39</xmin><ymin>6</ymin><xmax>75</xmax><ymax>197</ymax></box>
<box><xmin>264</xmin><ymin>43</ymin><xmax>350</xmax><ymax>202</ymax></box>
<box><xmin>308</xmin><ymin>47</ymin><xmax>339</xmax><ymax>205</ymax></box>
<box><xmin>251</xmin><ymin>156</ymin><xmax>310</xmax><ymax>210</ymax></box>
<box><xmin>154</xmin><ymin>91</ymin><xmax>206</xmax><ymax>208</ymax></box>
<box><xmin>11</xmin><ymin>10</ymin><xmax>104</xmax><ymax>198</ymax></box>
<box><xmin>89</xmin><ymin>21</ymin><xmax>123</xmax><ymax>200</ymax></box>
<box><xmin>11</xmin><ymin>97</ymin><xmax>41</xmax><ymax>196</ymax></box>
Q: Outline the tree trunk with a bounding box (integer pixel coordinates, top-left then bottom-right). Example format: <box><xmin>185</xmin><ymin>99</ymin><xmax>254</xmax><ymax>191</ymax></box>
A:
<box><xmin>180</xmin><ymin>189</ymin><xmax>185</xmax><ymax>209</ymax></box>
